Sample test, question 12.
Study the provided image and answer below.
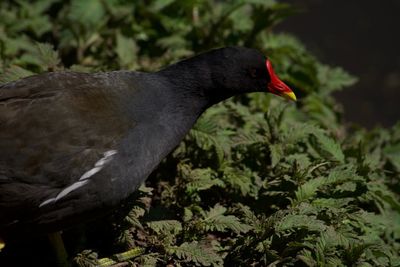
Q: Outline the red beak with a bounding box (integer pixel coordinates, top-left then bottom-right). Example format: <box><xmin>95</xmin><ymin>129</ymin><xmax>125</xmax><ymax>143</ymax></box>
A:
<box><xmin>266</xmin><ymin>60</ymin><xmax>296</xmax><ymax>101</ymax></box>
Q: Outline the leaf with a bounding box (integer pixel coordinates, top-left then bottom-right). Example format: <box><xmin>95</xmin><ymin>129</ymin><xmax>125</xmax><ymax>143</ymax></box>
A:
<box><xmin>68</xmin><ymin>0</ymin><xmax>105</xmax><ymax>28</ymax></box>
<box><xmin>125</xmin><ymin>206</ymin><xmax>145</xmax><ymax>229</ymax></box>
<box><xmin>222</xmin><ymin>166</ymin><xmax>258</xmax><ymax>197</ymax></box>
<box><xmin>303</xmin><ymin>94</ymin><xmax>340</xmax><ymax>130</ymax></box>
<box><xmin>269</xmin><ymin>143</ymin><xmax>284</xmax><ymax>167</ymax></box>
<box><xmin>12</xmin><ymin>0</ymin><xmax>55</xmax><ymax>37</ymax></box>
<box><xmin>297</xmin><ymin>250</ymin><xmax>317</xmax><ymax>267</ymax></box>
<box><xmin>138</xmin><ymin>253</ymin><xmax>160</xmax><ymax>267</ymax></box>
<box><xmin>170</xmin><ymin>241</ymin><xmax>223</xmax><ymax>267</ymax></box>
<box><xmin>295</xmin><ymin>165</ymin><xmax>362</xmax><ymax>203</ymax></box>
<box><xmin>233</xmin><ymin>131</ymin><xmax>266</xmax><ymax>146</ymax></box>
<box><xmin>335</xmin><ymin>181</ymin><xmax>357</xmax><ymax>193</ymax></box>
<box><xmin>35</xmin><ymin>42</ymin><xmax>61</xmax><ymax>71</ymax></box>
<box><xmin>325</xmin><ymin>165</ymin><xmax>363</xmax><ymax>185</ymax></box>
<box><xmin>312</xmin><ymin>198</ymin><xmax>352</xmax><ymax>209</ymax></box>
<box><xmin>190</xmin><ymin>117</ymin><xmax>227</xmax><ymax>164</ymax></box>
<box><xmin>317</xmin><ymin>64</ymin><xmax>358</xmax><ymax>94</ymax></box>
<box><xmin>183</xmin><ymin>207</ymin><xmax>193</xmax><ymax>222</ymax></box>
<box><xmin>146</xmin><ymin>220</ymin><xmax>182</xmax><ymax>235</ymax></box>
<box><xmin>149</xmin><ymin>0</ymin><xmax>175</xmax><ymax>12</ymax></box>
<box><xmin>383</xmin><ymin>143</ymin><xmax>400</xmax><ymax>171</ymax></box>
<box><xmin>283</xmin><ymin>123</ymin><xmax>321</xmax><ymax>144</ymax></box>
<box><xmin>286</xmin><ymin>153</ymin><xmax>312</xmax><ymax>169</ymax></box>
<box><xmin>201</xmin><ymin>204</ymin><xmax>252</xmax><ymax>234</ymax></box>
<box><xmin>116</xmin><ymin>33</ymin><xmax>138</xmax><ymax>68</ymax></box>
<box><xmin>180</xmin><ymin>166</ymin><xmax>224</xmax><ymax>194</ymax></box>
<box><xmin>275</xmin><ymin>214</ymin><xmax>327</xmax><ymax>233</ymax></box>
<box><xmin>311</xmin><ymin>130</ymin><xmax>345</xmax><ymax>163</ymax></box>
<box><xmin>73</xmin><ymin>250</ymin><xmax>99</xmax><ymax>267</ymax></box>
<box><xmin>295</xmin><ymin>177</ymin><xmax>325</xmax><ymax>203</ymax></box>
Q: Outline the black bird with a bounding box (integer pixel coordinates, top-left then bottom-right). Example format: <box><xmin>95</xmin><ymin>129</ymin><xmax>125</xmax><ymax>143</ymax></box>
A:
<box><xmin>0</xmin><ymin>47</ymin><xmax>295</xmax><ymax>244</ymax></box>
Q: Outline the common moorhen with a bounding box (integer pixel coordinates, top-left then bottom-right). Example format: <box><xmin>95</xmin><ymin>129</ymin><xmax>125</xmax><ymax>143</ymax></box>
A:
<box><xmin>0</xmin><ymin>46</ymin><xmax>295</xmax><ymax>244</ymax></box>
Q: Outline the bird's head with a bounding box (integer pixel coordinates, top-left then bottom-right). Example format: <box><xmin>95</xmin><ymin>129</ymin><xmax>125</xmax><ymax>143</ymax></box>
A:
<box><xmin>159</xmin><ymin>47</ymin><xmax>296</xmax><ymax>104</ymax></box>
<box><xmin>209</xmin><ymin>47</ymin><xmax>296</xmax><ymax>102</ymax></box>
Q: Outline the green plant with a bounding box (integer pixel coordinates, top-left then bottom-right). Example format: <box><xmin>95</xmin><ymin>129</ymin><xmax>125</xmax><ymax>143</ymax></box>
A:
<box><xmin>1</xmin><ymin>1</ymin><xmax>399</xmax><ymax>266</ymax></box>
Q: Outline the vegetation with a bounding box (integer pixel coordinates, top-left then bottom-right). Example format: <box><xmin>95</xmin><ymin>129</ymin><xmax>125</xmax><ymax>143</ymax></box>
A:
<box><xmin>1</xmin><ymin>0</ymin><xmax>399</xmax><ymax>266</ymax></box>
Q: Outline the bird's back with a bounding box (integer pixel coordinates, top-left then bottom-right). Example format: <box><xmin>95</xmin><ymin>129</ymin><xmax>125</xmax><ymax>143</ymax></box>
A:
<box><xmin>0</xmin><ymin>71</ymin><xmax>138</xmax><ymax>232</ymax></box>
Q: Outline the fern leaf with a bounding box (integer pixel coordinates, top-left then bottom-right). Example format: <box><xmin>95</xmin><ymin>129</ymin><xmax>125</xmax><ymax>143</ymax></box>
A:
<box><xmin>73</xmin><ymin>250</ymin><xmax>99</xmax><ymax>267</ymax></box>
<box><xmin>269</xmin><ymin>143</ymin><xmax>284</xmax><ymax>167</ymax></box>
<box><xmin>146</xmin><ymin>220</ymin><xmax>182</xmax><ymax>235</ymax></box>
<box><xmin>286</xmin><ymin>153</ymin><xmax>312</xmax><ymax>169</ymax></box>
<box><xmin>35</xmin><ymin>42</ymin><xmax>61</xmax><ymax>71</ymax></box>
<box><xmin>317</xmin><ymin>64</ymin><xmax>358</xmax><ymax>94</ymax></box>
<box><xmin>233</xmin><ymin>131</ymin><xmax>266</xmax><ymax>146</ymax></box>
<box><xmin>184</xmin><ymin>167</ymin><xmax>224</xmax><ymax>193</ymax></box>
<box><xmin>294</xmin><ymin>177</ymin><xmax>325</xmax><ymax>203</ymax></box>
<box><xmin>284</xmin><ymin>123</ymin><xmax>321</xmax><ymax>144</ymax></box>
<box><xmin>276</xmin><ymin>214</ymin><xmax>326</xmax><ymax>233</ymax></box>
<box><xmin>137</xmin><ymin>253</ymin><xmax>160</xmax><ymax>267</ymax></box>
<box><xmin>125</xmin><ymin>206</ymin><xmax>145</xmax><ymax>229</ymax></box>
<box><xmin>311</xmin><ymin>131</ymin><xmax>345</xmax><ymax>163</ymax></box>
<box><xmin>201</xmin><ymin>204</ymin><xmax>252</xmax><ymax>234</ymax></box>
<box><xmin>170</xmin><ymin>241</ymin><xmax>223</xmax><ymax>267</ymax></box>
<box><xmin>383</xmin><ymin>143</ymin><xmax>400</xmax><ymax>171</ymax></box>
<box><xmin>297</xmin><ymin>250</ymin><xmax>317</xmax><ymax>267</ymax></box>
<box><xmin>222</xmin><ymin>166</ymin><xmax>257</xmax><ymax>197</ymax></box>
<box><xmin>190</xmin><ymin>117</ymin><xmax>227</xmax><ymax>163</ymax></box>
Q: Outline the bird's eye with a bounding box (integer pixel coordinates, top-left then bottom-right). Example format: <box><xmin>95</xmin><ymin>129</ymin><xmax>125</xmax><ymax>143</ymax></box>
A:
<box><xmin>250</xmin><ymin>68</ymin><xmax>257</xmax><ymax>78</ymax></box>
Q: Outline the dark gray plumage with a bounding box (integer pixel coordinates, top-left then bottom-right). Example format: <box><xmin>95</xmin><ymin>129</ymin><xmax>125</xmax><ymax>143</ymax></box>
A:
<box><xmin>0</xmin><ymin>47</ymin><xmax>294</xmax><ymax>238</ymax></box>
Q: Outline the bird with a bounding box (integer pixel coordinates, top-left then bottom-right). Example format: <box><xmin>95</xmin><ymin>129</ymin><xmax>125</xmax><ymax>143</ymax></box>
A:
<box><xmin>0</xmin><ymin>46</ymin><xmax>295</xmax><ymax>246</ymax></box>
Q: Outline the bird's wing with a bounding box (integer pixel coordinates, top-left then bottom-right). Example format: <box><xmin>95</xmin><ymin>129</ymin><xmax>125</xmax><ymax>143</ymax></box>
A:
<box><xmin>0</xmin><ymin>71</ymin><xmax>135</xmax><ymax>228</ymax></box>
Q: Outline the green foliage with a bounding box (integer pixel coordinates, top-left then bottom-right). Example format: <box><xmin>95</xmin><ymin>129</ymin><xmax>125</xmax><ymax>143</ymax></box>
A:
<box><xmin>1</xmin><ymin>0</ymin><xmax>399</xmax><ymax>266</ymax></box>
<box><xmin>199</xmin><ymin>204</ymin><xmax>251</xmax><ymax>234</ymax></box>
<box><xmin>169</xmin><ymin>241</ymin><xmax>223</xmax><ymax>267</ymax></box>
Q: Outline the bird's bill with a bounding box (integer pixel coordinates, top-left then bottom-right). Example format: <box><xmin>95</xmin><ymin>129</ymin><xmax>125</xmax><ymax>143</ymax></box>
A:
<box><xmin>266</xmin><ymin>59</ymin><xmax>297</xmax><ymax>102</ymax></box>
<box><xmin>281</xmin><ymin>91</ymin><xmax>297</xmax><ymax>101</ymax></box>
<box><xmin>268</xmin><ymin>78</ymin><xmax>297</xmax><ymax>102</ymax></box>
<box><xmin>270</xmin><ymin>86</ymin><xmax>297</xmax><ymax>102</ymax></box>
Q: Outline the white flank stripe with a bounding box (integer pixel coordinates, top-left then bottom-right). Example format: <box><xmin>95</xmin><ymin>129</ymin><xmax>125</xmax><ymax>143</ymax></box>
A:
<box><xmin>79</xmin><ymin>166</ymin><xmax>102</xmax><ymax>181</ymax></box>
<box><xmin>39</xmin><ymin>150</ymin><xmax>118</xmax><ymax>208</ymax></box>
<box><xmin>54</xmin><ymin>180</ymin><xmax>90</xmax><ymax>201</ymax></box>
<box><xmin>39</xmin><ymin>197</ymin><xmax>56</xmax><ymax>208</ymax></box>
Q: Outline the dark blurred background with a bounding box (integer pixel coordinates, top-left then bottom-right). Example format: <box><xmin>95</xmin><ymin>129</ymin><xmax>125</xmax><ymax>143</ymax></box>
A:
<box><xmin>278</xmin><ymin>0</ymin><xmax>400</xmax><ymax>128</ymax></box>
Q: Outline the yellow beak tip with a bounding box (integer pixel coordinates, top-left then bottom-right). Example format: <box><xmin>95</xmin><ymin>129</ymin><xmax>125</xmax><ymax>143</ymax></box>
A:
<box><xmin>282</xmin><ymin>91</ymin><xmax>297</xmax><ymax>101</ymax></box>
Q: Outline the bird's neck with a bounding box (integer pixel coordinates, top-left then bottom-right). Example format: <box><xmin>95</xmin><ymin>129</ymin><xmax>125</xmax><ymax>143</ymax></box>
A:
<box><xmin>107</xmin><ymin>69</ymin><xmax>214</xmax><ymax>197</ymax></box>
<box><xmin>157</xmin><ymin>55</ymin><xmax>233</xmax><ymax>105</ymax></box>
